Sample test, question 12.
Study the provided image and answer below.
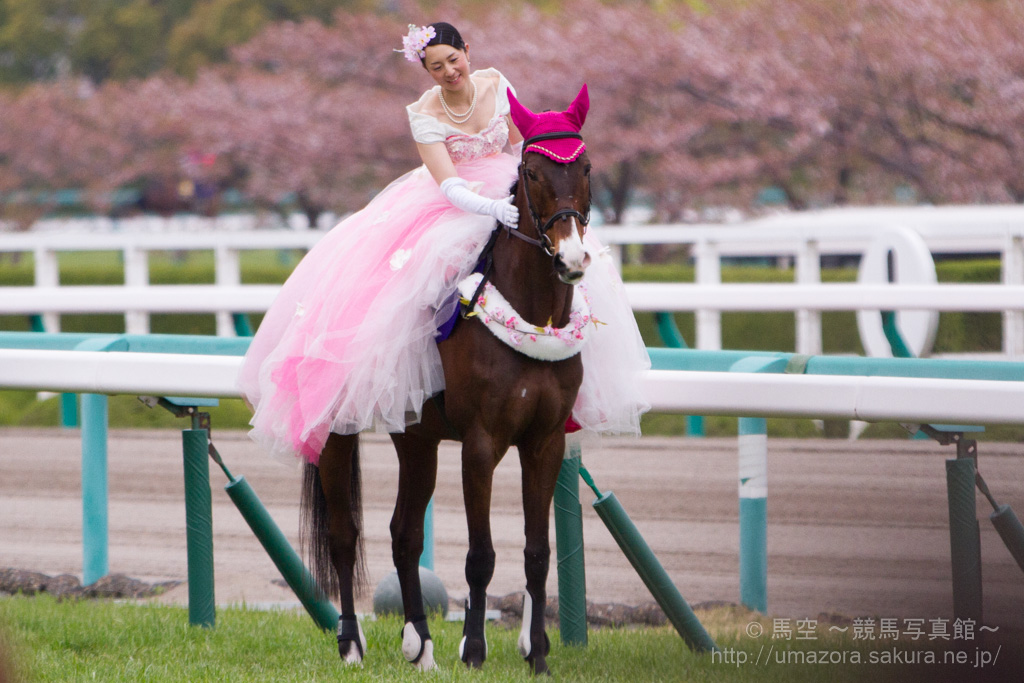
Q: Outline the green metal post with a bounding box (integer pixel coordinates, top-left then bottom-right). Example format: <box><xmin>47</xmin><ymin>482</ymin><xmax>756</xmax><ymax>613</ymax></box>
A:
<box><xmin>738</xmin><ymin>417</ymin><xmax>768</xmax><ymax>614</ymax></box>
<box><xmin>420</xmin><ymin>498</ymin><xmax>434</xmax><ymax>570</ymax></box>
<box><xmin>75</xmin><ymin>336</ymin><xmax>127</xmax><ymax>584</ymax></box>
<box><xmin>946</xmin><ymin>457</ymin><xmax>983</xmax><ymax>622</ymax></box>
<box><xmin>881</xmin><ymin>311</ymin><xmax>915</xmax><ymax>359</ymax></box>
<box><xmin>224</xmin><ymin>475</ymin><xmax>339</xmax><ymax>631</ymax></box>
<box><xmin>81</xmin><ymin>393</ymin><xmax>108</xmax><ymax>585</ymax></box>
<box><xmin>554</xmin><ymin>444</ymin><xmax>588</xmax><ymax>646</ymax></box>
<box><xmin>60</xmin><ymin>393</ymin><xmax>79</xmax><ymax>428</ymax></box>
<box><xmin>654</xmin><ymin>312</ymin><xmax>705</xmax><ymax>437</ymax></box>
<box><xmin>232</xmin><ymin>313</ymin><xmax>254</xmax><ymax>337</ymax></box>
<box><xmin>183</xmin><ymin>428</ymin><xmax>216</xmax><ymax>628</ymax></box>
<box><xmin>730</xmin><ymin>356</ymin><xmax>785</xmax><ymax>614</ymax></box>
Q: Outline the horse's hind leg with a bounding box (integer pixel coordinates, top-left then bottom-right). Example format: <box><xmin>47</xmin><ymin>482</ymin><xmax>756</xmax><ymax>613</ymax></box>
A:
<box><xmin>315</xmin><ymin>433</ymin><xmax>366</xmax><ymax>664</ymax></box>
<box><xmin>517</xmin><ymin>434</ymin><xmax>566</xmax><ymax>675</ymax></box>
<box><xmin>389</xmin><ymin>430</ymin><xmax>440</xmax><ymax>671</ymax></box>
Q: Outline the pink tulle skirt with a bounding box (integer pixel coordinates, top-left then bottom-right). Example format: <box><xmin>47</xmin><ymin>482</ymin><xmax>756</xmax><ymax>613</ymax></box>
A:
<box><xmin>238</xmin><ymin>152</ymin><xmax>649</xmax><ymax>463</ymax></box>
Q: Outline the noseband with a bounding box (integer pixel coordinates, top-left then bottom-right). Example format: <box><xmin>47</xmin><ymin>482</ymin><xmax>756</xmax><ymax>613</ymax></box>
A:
<box><xmin>503</xmin><ymin>132</ymin><xmax>591</xmax><ymax>257</ymax></box>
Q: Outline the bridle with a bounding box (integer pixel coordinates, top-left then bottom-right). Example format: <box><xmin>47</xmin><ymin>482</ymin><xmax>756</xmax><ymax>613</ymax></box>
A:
<box><xmin>503</xmin><ymin>131</ymin><xmax>591</xmax><ymax>257</ymax></box>
<box><xmin>461</xmin><ymin>131</ymin><xmax>591</xmax><ymax>319</ymax></box>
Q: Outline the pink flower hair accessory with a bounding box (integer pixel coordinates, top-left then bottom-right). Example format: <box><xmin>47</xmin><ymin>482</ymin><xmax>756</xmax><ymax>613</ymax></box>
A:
<box><xmin>397</xmin><ymin>24</ymin><xmax>436</xmax><ymax>62</ymax></box>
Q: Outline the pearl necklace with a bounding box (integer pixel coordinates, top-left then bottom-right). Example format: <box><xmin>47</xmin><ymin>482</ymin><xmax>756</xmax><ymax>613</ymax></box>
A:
<box><xmin>438</xmin><ymin>78</ymin><xmax>477</xmax><ymax>124</ymax></box>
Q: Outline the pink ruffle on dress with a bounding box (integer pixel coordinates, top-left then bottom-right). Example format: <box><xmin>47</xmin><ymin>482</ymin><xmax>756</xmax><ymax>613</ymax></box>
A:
<box><xmin>238</xmin><ymin>69</ymin><xmax>650</xmax><ymax>463</ymax></box>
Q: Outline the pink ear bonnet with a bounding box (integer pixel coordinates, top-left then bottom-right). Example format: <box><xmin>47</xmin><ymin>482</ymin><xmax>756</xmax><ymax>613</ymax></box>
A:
<box><xmin>508</xmin><ymin>84</ymin><xmax>589</xmax><ymax>163</ymax></box>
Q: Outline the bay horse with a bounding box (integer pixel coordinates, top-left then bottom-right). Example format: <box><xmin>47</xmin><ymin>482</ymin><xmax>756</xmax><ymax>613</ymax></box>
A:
<box><xmin>303</xmin><ymin>85</ymin><xmax>593</xmax><ymax>675</ymax></box>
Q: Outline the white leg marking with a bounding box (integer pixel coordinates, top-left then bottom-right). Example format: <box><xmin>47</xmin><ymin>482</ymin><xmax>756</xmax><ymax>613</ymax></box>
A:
<box><xmin>517</xmin><ymin>592</ymin><xmax>533</xmax><ymax>658</ymax></box>
<box><xmin>342</xmin><ymin>622</ymin><xmax>366</xmax><ymax>663</ymax></box>
<box><xmin>402</xmin><ymin>621</ymin><xmax>436</xmax><ymax>672</ymax></box>
<box><xmin>414</xmin><ymin>641</ymin><xmax>435</xmax><ymax>672</ymax></box>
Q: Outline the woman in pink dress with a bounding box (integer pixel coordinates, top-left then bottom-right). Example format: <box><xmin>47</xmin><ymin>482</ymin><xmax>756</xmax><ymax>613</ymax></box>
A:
<box><xmin>237</xmin><ymin>22</ymin><xmax>649</xmax><ymax>463</ymax></box>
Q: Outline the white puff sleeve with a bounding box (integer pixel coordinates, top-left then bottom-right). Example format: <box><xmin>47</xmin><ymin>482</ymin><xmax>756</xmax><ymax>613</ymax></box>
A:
<box><xmin>489</xmin><ymin>69</ymin><xmax>516</xmax><ymax>117</ymax></box>
<box><xmin>406</xmin><ymin>91</ymin><xmax>447</xmax><ymax>145</ymax></box>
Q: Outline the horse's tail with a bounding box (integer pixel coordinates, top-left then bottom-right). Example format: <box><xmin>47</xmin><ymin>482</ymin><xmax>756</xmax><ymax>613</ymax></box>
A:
<box><xmin>300</xmin><ymin>438</ymin><xmax>365</xmax><ymax>601</ymax></box>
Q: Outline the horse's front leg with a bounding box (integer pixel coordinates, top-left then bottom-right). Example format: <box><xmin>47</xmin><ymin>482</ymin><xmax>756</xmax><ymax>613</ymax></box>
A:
<box><xmin>389</xmin><ymin>431</ymin><xmax>440</xmax><ymax>671</ymax></box>
<box><xmin>459</xmin><ymin>428</ymin><xmax>500</xmax><ymax>669</ymax></box>
<box><xmin>518</xmin><ymin>431</ymin><xmax>566</xmax><ymax>675</ymax></box>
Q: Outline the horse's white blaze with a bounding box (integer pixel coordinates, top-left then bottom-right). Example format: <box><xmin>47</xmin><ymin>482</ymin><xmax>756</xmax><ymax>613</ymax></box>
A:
<box><xmin>555</xmin><ymin>218</ymin><xmax>590</xmax><ymax>274</ymax></box>
<box><xmin>517</xmin><ymin>592</ymin><xmax>534</xmax><ymax>658</ymax></box>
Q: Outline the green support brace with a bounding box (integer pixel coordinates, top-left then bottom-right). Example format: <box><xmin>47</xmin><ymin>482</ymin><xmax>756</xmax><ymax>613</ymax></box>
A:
<box><xmin>150</xmin><ymin>396</ymin><xmax>339</xmax><ymax>631</ymax></box>
<box><xmin>580</xmin><ymin>467</ymin><xmax>718</xmax><ymax>654</ymax></box>
<box><xmin>223</xmin><ymin>474</ymin><xmax>339</xmax><ymax>631</ymax></box>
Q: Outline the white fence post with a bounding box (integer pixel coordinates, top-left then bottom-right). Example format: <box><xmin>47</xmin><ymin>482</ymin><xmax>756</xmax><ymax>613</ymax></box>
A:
<box><xmin>33</xmin><ymin>246</ymin><xmax>60</xmax><ymax>332</ymax></box>
<box><xmin>795</xmin><ymin>239</ymin><xmax>822</xmax><ymax>355</ymax></box>
<box><xmin>1003</xmin><ymin>234</ymin><xmax>1024</xmax><ymax>360</ymax></box>
<box><xmin>215</xmin><ymin>246</ymin><xmax>241</xmax><ymax>337</ymax></box>
<box><xmin>123</xmin><ymin>245</ymin><xmax>150</xmax><ymax>335</ymax></box>
<box><xmin>694</xmin><ymin>240</ymin><xmax>721</xmax><ymax>351</ymax></box>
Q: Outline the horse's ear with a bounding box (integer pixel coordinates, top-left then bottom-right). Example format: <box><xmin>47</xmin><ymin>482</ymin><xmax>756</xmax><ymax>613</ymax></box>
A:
<box><xmin>508</xmin><ymin>89</ymin><xmax>536</xmax><ymax>134</ymax></box>
<box><xmin>565</xmin><ymin>84</ymin><xmax>589</xmax><ymax>129</ymax></box>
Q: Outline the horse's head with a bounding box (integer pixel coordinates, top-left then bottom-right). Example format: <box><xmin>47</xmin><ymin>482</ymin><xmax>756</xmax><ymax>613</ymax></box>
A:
<box><xmin>509</xmin><ymin>85</ymin><xmax>593</xmax><ymax>285</ymax></box>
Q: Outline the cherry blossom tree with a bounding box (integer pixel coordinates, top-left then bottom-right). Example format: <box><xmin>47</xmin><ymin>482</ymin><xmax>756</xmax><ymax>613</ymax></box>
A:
<box><xmin>5</xmin><ymin>0</ymin><xmax>1024</xmax><ymax>230</ymax></box>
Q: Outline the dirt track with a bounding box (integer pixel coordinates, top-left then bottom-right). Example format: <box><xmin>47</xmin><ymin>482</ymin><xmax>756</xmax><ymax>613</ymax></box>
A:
<box><xmin>1</xmin><ymin>427</ymin><xmax>1022</xmax><ymax>629</ymax></box>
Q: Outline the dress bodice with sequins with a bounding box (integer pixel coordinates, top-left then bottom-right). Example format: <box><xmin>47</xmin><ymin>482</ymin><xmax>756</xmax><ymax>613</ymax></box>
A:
<box><xmin>443</xmin><ymin>116</ymin><xmax>510</xmax><ymax>165</ymax></box>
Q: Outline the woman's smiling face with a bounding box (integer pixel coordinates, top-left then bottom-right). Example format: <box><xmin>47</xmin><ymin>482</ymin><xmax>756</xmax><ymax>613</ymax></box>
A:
<box><xmin>423</xmin><ymin>43</ymin><xmax>470</xmax><ymax>92</ymax></box>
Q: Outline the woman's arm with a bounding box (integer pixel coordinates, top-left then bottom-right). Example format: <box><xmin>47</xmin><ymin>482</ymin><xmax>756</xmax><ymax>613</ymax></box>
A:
<box><xmin>416</xmin><ymin>140</ymin><xmax>518</xmax><ymax>227</ymax></box>
<box><xmin>417</xmin><ymin>140</ymin><xmax>459</xmax><ymax>187</ymax></box>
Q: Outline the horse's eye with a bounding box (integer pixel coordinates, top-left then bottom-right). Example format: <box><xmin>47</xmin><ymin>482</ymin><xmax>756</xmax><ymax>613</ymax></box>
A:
<box><xmin>584</xmin><ymin>164</ymin><xmax>592</xmax><ymax>176</ymax></box>
<box><xmin>526</xmin><ymin>168</ymin><xmax>539</xmax><ymax>181</ymax></box>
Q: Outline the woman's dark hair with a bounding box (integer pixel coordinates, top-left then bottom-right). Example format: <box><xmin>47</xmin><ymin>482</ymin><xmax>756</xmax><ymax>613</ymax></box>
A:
<box><xmin>420</xmin><ymin>22</ymin><xmax>466</xmax><ymax>65</ymax></box>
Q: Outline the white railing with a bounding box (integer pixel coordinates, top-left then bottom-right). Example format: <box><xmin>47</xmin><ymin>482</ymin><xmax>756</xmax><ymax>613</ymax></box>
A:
<box><xmin>2</xmin><ymin>348</ymin><xmax>1024</xmax><ymax>425</ymax></box>
<box><xmin>2</xmin><ymin>205</ymin><xmax>1024</xmax><ymax>355</ymax></box>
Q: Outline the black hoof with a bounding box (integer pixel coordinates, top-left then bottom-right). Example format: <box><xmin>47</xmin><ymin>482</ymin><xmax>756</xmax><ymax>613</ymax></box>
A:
<box><xmin>528</xmin><ymin>656</ymin><xmax>551</xmax><ymax>676</ymax></box>
<box><xmin>461</xmin><ymin>637</ymin><xmax>487</xmax><ymax>668</ymax></box>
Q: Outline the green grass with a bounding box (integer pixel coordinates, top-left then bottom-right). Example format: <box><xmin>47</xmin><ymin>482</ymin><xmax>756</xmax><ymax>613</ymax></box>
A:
<box><xmin>4</xmin><ymin>595</ymin><xmax>1017</xmax><ymax>682</ymax></box>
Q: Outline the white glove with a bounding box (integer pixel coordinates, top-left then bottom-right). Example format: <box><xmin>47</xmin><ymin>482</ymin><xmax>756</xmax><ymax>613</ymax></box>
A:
<box><xmin>440</xmin><ymin>177</ymin><xmax>519</xmax><ymax>228</ymax></box>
